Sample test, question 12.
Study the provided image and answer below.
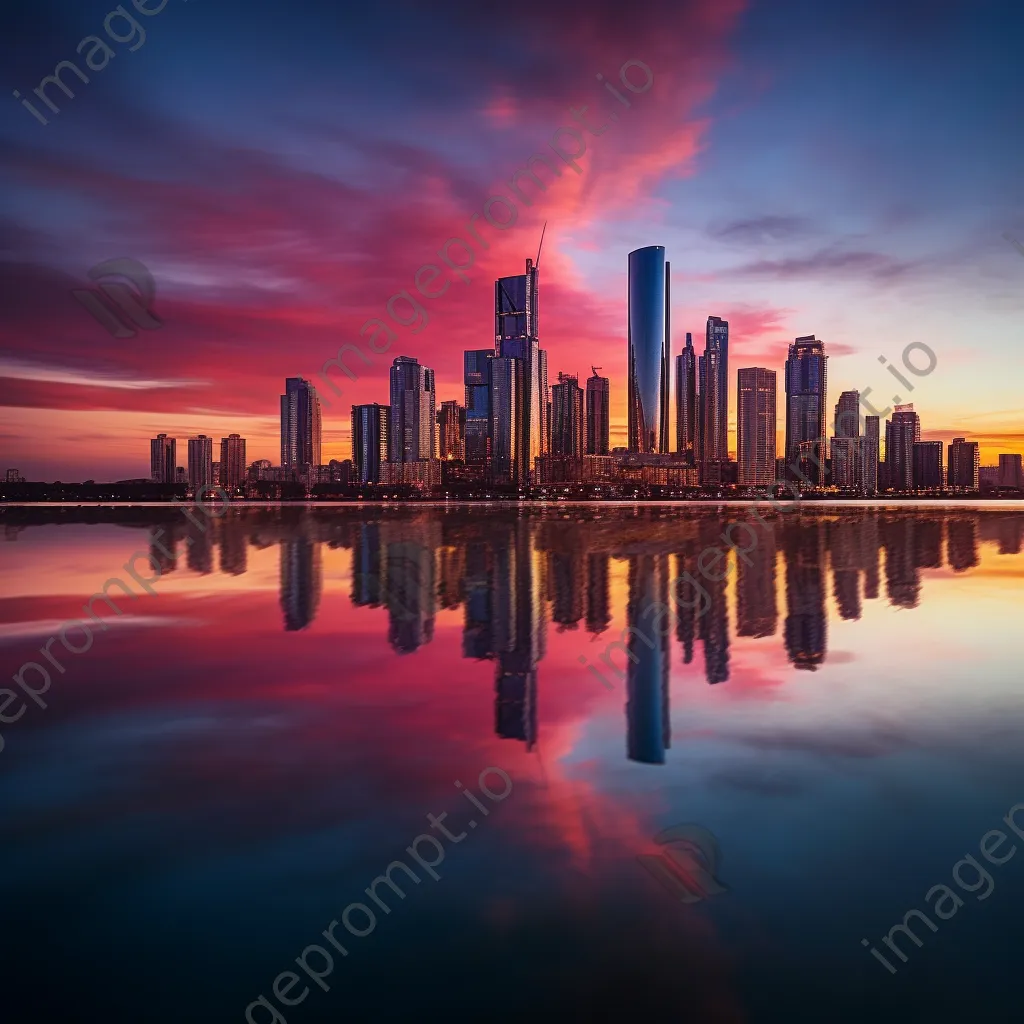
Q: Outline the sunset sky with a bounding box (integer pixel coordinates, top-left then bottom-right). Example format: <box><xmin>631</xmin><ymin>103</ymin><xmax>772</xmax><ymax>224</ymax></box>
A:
<box><xmin>1</xmin><ymin>0</ymin><xmax>1022</xmax><ymax>480</ymax></box>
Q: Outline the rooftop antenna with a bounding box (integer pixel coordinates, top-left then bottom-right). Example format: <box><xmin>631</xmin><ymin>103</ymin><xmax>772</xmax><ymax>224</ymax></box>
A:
<box><xmin>535</xmin><ymin>221</ymin><xmax>547</xmax><ymax>270</ymax></box>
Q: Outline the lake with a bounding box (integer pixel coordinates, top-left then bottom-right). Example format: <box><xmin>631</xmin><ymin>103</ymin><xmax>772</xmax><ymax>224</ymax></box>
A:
<box><xmin>1</xmin><ymin>503</ymin><xmax>1023</xmax><ymax>1023</ymax></box>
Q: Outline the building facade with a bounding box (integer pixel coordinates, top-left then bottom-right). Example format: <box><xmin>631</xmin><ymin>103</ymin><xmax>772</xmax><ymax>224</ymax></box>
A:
<box><xmin>187</xmin><ymin>435</ymin><xmax>214</xmax><ymax>490</ymax></box>
<box><xmin>784</xmin><ymin>335</ymin><xmax>828</xmax><ymax>486</ymax></box>
<box><xmin>627</xmin><ymin>246</ymin><xmax>670</xmax><ymax>453</ymax></box>
<box><xmin>389</xmin><ymin>355</ymin><xmax>436</xmax><ymax>463</ymax></box>
<box><xmin>700</xmin><ymin>316</ymin><xmax>730</xmax><ymax>467</ymax></box>
<box><xmin>219</xmin><ymin>434</ymin><xmax>247</xmax><ymax>489</ymax></box>
<box><xmin>551</xmin><ymin>372</ymin><xmax>584</xmax><ymax>457</ymax></box>
<box><xmin>864</xmin><ymin>416</ymin><xmax>880</xmax><ymax>493</ymax></box>
<box><xmin>585</xmin><ymin>369</ymin><xmax>610</xmax><ymax>455</ymax></box>
<box><xmin>438</xmin><ymin>400</ymin><xmax>466</xmax><ymax>461</ymax></box>
<box><xmin>150</xmin><ymin>433</ymin><xmax>176</xmax><ymax>484</ymax></box>
<box><xmin>674</xmin><ymin>332</ymin><xmax>697</xmax><ymax>464</ymax></box>
<box><xmin>280</xmin><ymin>377</ymin><xmax>322</xmax><ymax>469</ymax></box>
<box><xmin>490</xmin><ymin>356</ymin><xmax>523</xmax><ymax>485</ymax></box>
<box><xmin>351</xmin><ymin>403</ymin><xmax>389</xmax><ymax>484</ymax></box>
<box><xmin>885</xmin><ymin>404</ymin><xmax>920</xmax><ymax>491</ymax></box>
<box><xmin>737</xmin><ymin>367</ymin><xmax>776</xmax><ymax>486</ymax></box>
<box><xmin>947</xmin><ymin>437</ymin><xmax>980</xmax><ymax>491</ymax></box>
<box><xmin>495</xmin><ymin>258</ymin><xmax>547</xmax><ymax>482</ymax></box>
<box><xmin>464</xmin><ymin>349</ymin><xmax>492</xmax><ymax>472</ymax></box>
<box><xmin>913</xmin><ymin>440</ymin><xmax>944</xmax><ymax>490</ymax></box>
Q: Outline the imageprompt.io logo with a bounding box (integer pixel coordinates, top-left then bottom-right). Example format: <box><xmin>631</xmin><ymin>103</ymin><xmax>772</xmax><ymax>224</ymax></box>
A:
<box><xmin>637</xmin><ymin>824</ymin><xmax>729</xmax><ymax>904</ymax></box>
<box><xmin>72</xmin><ymin>257</ymin><xmax>162</xmax><ymax>338</ymax></box>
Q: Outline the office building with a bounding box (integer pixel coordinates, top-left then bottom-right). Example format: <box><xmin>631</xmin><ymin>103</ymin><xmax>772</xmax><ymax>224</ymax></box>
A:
<box><xmin>884</xmin><ymin>404</ymin><xmax>920</xmax><ymax>491</ymax></box>
<box><xmin>784</xmin><ymin>335</ymin><xmax>828</xmax><ymax>486</ymax></box>
<box><xmin>913</xmin><ymin>440</ymin><xmax>944</xmax><ymax>490</ymax></box>
<box><xmin>863</xmin><ymin>416</ymin><xmax>880</xmax><ymax>493</ymax></box>
<box><xmin>585</xmin><ymin>368</ymin><xmax>610</xmax><ymax>455</ymax></box>
<box><xmin>947</xmin><ymin>438</ymin><xmax>980</xmax><ymax>491</ymax></box>
<box><xmin>627</xmin><ymin>245</ymin><xmax>670</xmax><ymax>453</ymax></box>
<box><xmin>280</xmin><ymin>377</ymin><xmax>322</xmax><ymax>469</ymax></box>
<box><xmin>352</xmin><ymin>403</ymin><xmax>389</xmax><ymax>484</ymax></box>
<box><xmin>389</xmin><ymin>355</ymin><xmax>436</xmax><ymax>463</ymax></box>
<box><xmin>490</xmin><ymin>356</ymin><xmax>523</xmax><ymax>485</ymax></box>
<box><xmin>438</xmin><ymin>401</ymin><xmax>465</xmax><ymax>461</ymax></box>
<box><xmin>187</xmin><ymin>435</ymin><xmax>214</xmax><ymax>490</ymax></box>
<box><xmin>737</xmin><ymin>367</ymin><xmax>776</xmax><ymax>486</ymax></box>
<box><xmin>998</xmin><ymin>453</ymin><xmax>1024</xmax><ymax>490</ymax></box>
<box><xmin>699</xmin><ymin>316</ymin><xmax>729</xmax><ymax>467</ymax></box>
<box><xmin>150</xmin><ymin>433</ymin><xmax>176</xmax><ymax>484</ymax></box>
<box><xmin>551</xmin><ymin>372</ymin><xmax>584</xmax><ymax>457</ymax></box>
<box><xmin>219</xmin><ymin>434</ymin><xmax>246</xmax><ymax>489</ymax></box>
<box><xmin>464</xmin><ymin>349</ymin><xmax>493</xmax><ymax>470</ymax></box>
<box><xmin>674</xmin><ymin>332</ymin><xmax>697</xmax><ymax>463</ymax></box>
<box><xmin>495</xmin><ymin>258</ymin><xmax>547</xmax><ymax>482</ymax></box>
<box><xmin>830</xmin><ymin>438</ymin><xmax>860</xmax><ymax>490</ymax></box>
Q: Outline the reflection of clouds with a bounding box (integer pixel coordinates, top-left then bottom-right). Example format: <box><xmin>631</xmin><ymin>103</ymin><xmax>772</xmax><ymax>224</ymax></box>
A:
<box><xmin>0</xmin><ymin>616</ymin><xmax>202</xmax><ymax>644</ymax></box>
<box><xmin>706</xmin><ymin>764</ymin><xmax>809</xmax><ymax>797</ymax></box>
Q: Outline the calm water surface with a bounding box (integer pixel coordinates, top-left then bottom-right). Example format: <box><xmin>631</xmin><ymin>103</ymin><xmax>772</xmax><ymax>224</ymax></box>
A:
<box><xmin>1</xmin><ymin>505</ymin><xmax>1023</xmax><ymax>1023</ymax></box>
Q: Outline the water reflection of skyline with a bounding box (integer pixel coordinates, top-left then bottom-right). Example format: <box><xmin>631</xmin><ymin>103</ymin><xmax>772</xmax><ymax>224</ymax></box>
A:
<box><xmin>5</xmin><ymin>507</ymin><xmax>1020</xmax><ymax>764</ymax></box>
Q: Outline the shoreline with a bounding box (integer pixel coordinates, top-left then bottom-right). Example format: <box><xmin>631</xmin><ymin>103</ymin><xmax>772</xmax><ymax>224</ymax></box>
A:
<box><xmin>3</xmin><ymin>499</ymin><xmax>1024</xmax><ymax>510</ymax></box>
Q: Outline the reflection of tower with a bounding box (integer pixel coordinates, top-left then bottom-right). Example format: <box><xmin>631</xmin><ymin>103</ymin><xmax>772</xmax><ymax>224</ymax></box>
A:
<box><xmin>881</xmin><ymin>517</ymin><xmax>919</xmax><ymax>608</ymax></box>
<box><xmin>946</xmin><ymin>517</ymin><xmax>979</xmax><ymax>572</ymax></box>
<box><xmin>697</xmin><ymin>522</ymin><xmax>730</xmax><ymax>683</ymax></box>
<box><xmin>187</xmin><ymin>522</ymin><xmax>214</xmax><ymax>574</ymax></box>
<box><xmin>585</xmin><ymin>552</ymin><xmax>611</xmax><ymax>635</ymax></box>
<box><xmin>351</xmin><ymin>523</ymin><xmax>383</xmax><ymax>606</ymax></box>
<box><xmin>736</xmin><ymin>521</ymin><xmax>777</xmax><ymax>636</ymax></box>
<box><xmin>492</xmin><ymin>520</ymin><xmax>545</xmax><ymax>750</ymax></box>
<box><xmin>626</xmin><ymin>554</ymin><xmax>671</xmax><ymax>764</ymax></box>
<box><xmin>437</xmin><ymin>541</ymin><xmax>465</xmax><ymax>609</ymax></box>
<box><xmin>783</xmin><ymin>521</ymin><xmax>827</xmax><ymax>669</ymax></box>
<box><xmin>381</xmin><ymin>520</ymin><xmax>438</xmax><ymax>655</ymax></box>
<box><xmin>913</xmin><ymin>519</ymin><xmax>943</xmax><ymax>570</ymax></box>
<box><xmin>862</xmin><ymin>515</ymin><xmax>881</xmax><ymax>600</ymax></box>
<box><xmin>672</xmin><ymin>547</ymin><xmax>696</xmax><ymax>665</ymax></box>
<box><xmin>218</xmin><ymin>517</ymin><xmax>248</xmax><ymax>576</ymax></box>
<box><xmin>549</xmin><ymin>526</ymin><xmax>584</xmax><ymax>630</ymax></box>
<box><xmin>462</xmin><ymin>537</ymin><xmax>494</xmax><ymax>659</ymax></box>
<box><xmin>829</xmin><ymin>519</ymin><xmax>862</xmax><ymax>621</ymax></box>
<box><xmin>150</xmin><ymin>522</ymin><xmax>182</xmax><ymax>575</ymax></box>
<box><xmin>280</xmin><ymin>532</ymin><xmax>323</xmax><ymax>631</ymax></box>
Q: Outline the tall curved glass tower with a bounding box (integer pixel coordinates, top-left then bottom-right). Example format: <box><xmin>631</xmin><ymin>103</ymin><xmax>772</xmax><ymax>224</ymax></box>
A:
<box><xmin>627</xmin><ymin>246</ymin><xmax>670</xmax><ymax>453</ymax></box>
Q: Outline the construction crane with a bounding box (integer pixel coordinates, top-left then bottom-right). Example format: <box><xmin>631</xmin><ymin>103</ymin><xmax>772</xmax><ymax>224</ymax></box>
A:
<box><xmin>535</xmin><ymin>221</ymin><xmax>547</xmax><ymax>270</ymax></box>
<box><xmin>591</xmin><ymin>365</ymin><xmax>603</xmax><ymax>378</ymax></box>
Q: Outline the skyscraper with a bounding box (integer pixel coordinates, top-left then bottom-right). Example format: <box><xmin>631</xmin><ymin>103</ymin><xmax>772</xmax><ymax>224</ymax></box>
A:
<box><xmin>150</xmin><ymin>433</ymin><xmax>176</xmax><ymax>484</ymax></box>
<box><xmin>627</xmin><ymin>246</ymin><xmax>670</xmax><ymax>453</ymax></box>
<box><xmin>737</xmin><ymin>367</ymin><xmax>776</xmax><ymax>486</ymax></box>
<box><xmin>437</xmin><ymin>400</ymin><xmax>466</xmax><ymax>461</ymax></box>
<box><xmin>495</xmin><ymin>258</ymin><xmax>547</xmax><ymax>482</ymax></box>
<box><xmin>884</xmin><ymin>404</ymin><xmax>920</xmax><ymax>491</ymax></box>
<box><xmin>948</xmin><ymin>438</ymin><xmax>980</xmax><ymax>491</ymax></box>
<box><xmin>490</xmin><ymin>356</ymin><xmax>523</xmax><ymax>485</ymax></box>
<box><xmin>219</xmin><ymin>433</ymin><xmax>246</xmax><ymax>489</ymax></box>
<box><xmin>187</xmin><ymin>435</ymin><xmax>214</xmax><ymax>490</ymax></box>
<box><xmin>585</xmin><ymin>368</ymin><xmax>610</xmax><ymax>455</ymax></box>
<box><xmin>674</xmin><ymin>332</ymin><xmax>697</xmax><ymax>463</ymax></box>
<box><xmin>700</xmin><ymin>316</ymin><xmax>729</xmax><ymax>466</ymax></box>
<box><xmin>784</xmin><ymin>335</ymin><xmax>828</xmax><ymax>486</ymax></box>
<box><xmin>551</xmin><ymin>372</ymin><xmax>584</xmax><ymax>457</ymax></box>
<box><xmin>464</xmin><ymin>349</ymin><xmax>493</xmax><ymax>471</ymax></box>
<box><xmin>351</xmin><ymin>403</ymin><xmax>389</xmax><ymax>484</ymax></box>
<box><xmin>281</xmin><ymin>377</ymin><xmax>322</xmax><ymax>469</ymax></box>
<box><xmin>388</xmin><ymin>355</ymin><xmax>436</xmax><ymax>463</ymax></box>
